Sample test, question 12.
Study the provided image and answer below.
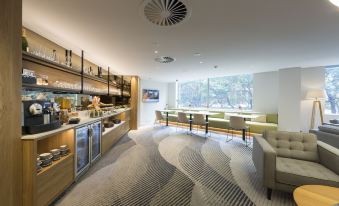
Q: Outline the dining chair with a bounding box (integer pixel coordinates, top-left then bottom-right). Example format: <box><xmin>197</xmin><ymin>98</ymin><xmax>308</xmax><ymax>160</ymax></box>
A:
<box><xmin>229</xmin><ymin>116</ymin><xmax>251</xmax><ymax>146</ymax></box>
<box><xmin>192</xmin><ymin>114</ymin><xmax>210</xmax><ymax>137</ymax></box>
<box><xmin>154</xmin><ymin>110</ymin><xmax>164</xmax><ymax>127</ymax></box>
<box><xmin>177</xmin><ymin>112</ymin><xmax>191</xmax><ymax>134</ymax></box>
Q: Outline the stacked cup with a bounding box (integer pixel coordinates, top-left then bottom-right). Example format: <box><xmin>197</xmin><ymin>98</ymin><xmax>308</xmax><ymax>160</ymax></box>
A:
<box><xmin>50</xmin><ymin>149</ymin><xmax>61</xmax><ymax>161</ymax></box>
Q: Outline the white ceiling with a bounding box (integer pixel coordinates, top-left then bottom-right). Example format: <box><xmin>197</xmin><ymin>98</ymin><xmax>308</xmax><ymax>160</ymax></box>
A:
<box><xmin>23</xmin><ymin>0</ymin><xmax>339</xmax><ymax>82</ymax></box>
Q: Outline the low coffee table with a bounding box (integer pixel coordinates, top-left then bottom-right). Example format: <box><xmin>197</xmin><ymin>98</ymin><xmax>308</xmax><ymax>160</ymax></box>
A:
<box><xmin>293</xmin><ymin>185</ymin><xmax>339</xmax><ymax>206</ymax></box>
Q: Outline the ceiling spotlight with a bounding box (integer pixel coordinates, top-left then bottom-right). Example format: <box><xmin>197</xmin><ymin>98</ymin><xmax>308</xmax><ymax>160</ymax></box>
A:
<box><xmin>329</xmin><ymin>0</ymin><xmax>339</xmax><ymax>7</ymax></box>
<box><xmin>200</xmin><ymin>61</ymin><xmax>204</xmax><ymax>64</ymax></box>
<box><xmin>194</xmin><ymin>53</ymin><xmax>201</xmax><ymax>56</ymax></box>
<box><xmin>154</xmin><ymin>50</ymin><xmax>159</xmax><ymax>54</ymax></box>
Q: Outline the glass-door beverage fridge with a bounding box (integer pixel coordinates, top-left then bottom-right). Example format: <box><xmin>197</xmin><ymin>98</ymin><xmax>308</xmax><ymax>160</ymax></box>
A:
<box><xmin>91</xmin><ymin>121</ymin><xmax>101</xmax><ymax>163</ymax></box>
<box><xmin>75</xmin><ymin>121</ymin><xmax>102</xmax><ymax>178</ymax></box>
<box><xmin>75</xmin><ymin>125</ymin><xmax>90</xmax><ymax>177</ymax></box>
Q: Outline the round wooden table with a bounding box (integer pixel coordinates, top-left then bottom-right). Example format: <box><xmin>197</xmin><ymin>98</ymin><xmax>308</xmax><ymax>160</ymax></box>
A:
<box><xmin>294</xmin><ymin>185</ymin><xmax>339</xmax><ymax>206</ymax></box>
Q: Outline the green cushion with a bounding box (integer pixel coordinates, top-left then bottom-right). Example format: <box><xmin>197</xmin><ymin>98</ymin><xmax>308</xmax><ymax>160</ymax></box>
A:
<box><xmin>209</xmin><ymin>112</ymin><xmax>224</xmax><ymax>119</ymax></box>
<box><xmin>266</xmin><ymin>114</ymin><xmax>278</xmax><ymax>124</ymax></box>
<box><xmin>209</xmin><ymin>118</ymin><xmax>230</xmax><ymax>129</ymax></box>
<box><xmin>246</xmin><ymin>121</ymin><xmax>278</xmax><ymax>134</ymax></box>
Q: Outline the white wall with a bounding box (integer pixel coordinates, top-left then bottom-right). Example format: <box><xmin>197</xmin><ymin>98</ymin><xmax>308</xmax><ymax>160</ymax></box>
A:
<box><xmin>139</xmin><ymin>79</ymin><xmax>168</xmax><ymax>126</ymax></box>
<box><xmin>277</xmin><ymin>66</ymin><xmax>327</xmax><ymax>132</ymax></box>
<box><xmin>253</xmin><ymin>71</ymin><xmax>279</xmax><ymax>114</ymax></box>
<box><xmin>278</xmin><ymin>68</ymin><xmax>302</xmax><ymax>132</ymax></box>
<box><xmin>167</xmin><ymin>82</ymin><xmax>177</xmax><ymax>108</ymax></box>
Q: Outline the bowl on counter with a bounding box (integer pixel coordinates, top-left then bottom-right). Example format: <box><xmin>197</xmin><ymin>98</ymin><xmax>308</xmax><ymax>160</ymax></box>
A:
<box><xmin>113</xmin><ymin>119</ymin><xmax>121</xmax><ymax>124</ymax></box>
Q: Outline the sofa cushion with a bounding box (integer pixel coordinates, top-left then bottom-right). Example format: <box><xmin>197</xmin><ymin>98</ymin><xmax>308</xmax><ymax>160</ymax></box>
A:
<box><xmin>265</xmin><ymin>131</ymin><xmax>319</xmax><ymax>162</ymax></box>
<box><xmin>329</xmin><ymin>119</ymin><xmax>339</xmax><ymax>124</ymax></box>
<box><xmin>276</xmin><ymin>157</ymin><xmax>339</xmax><ymax>187</ymax></box>
<box><xmin>251</xmin><ymin>115</ymin><xmax>267</xmax><ymax>123</ymax></box>
<box><xmin>319</xmin><ymin>125</ymin><xmax>339</xmax><ymax>135</ymax></box>
<box><xmin>209</xmin><ymin>112</ymin><xmax>224</xmax><ymax>119</ymax></box>
<box><xmin>246</xmin><ymin>121</ymin><xmax>278</xmax><ymax>134</ymax></box>
<box><xmin>209</xmin><ymin>118</ymin><xmax>230</xmax><ymax>129</ymax></box>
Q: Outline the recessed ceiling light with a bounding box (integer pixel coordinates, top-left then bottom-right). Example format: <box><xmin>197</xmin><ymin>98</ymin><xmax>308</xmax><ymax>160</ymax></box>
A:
<box><xmin>200</xmin><ymin>61</ymin><xmax>204</xmax><ymax>64</ymax></box>
<box><xmin>194</xmin><ymin>53</ymin><xmax>201</xmax><ymax>56</ymax></box>
<box><xmin>329</xmin><ymin>0</ymin><xmax>339</xmax><ymax>7</ymax></box>
<box><xmin>154</xmin><ymin>50</ymin><xmax>158</xmax><ymax>54</ymax></box>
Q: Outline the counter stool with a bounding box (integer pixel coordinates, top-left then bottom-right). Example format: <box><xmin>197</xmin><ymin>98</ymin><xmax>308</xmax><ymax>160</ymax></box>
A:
<box><xmin>177</xmin><ymin>112</ymin><xmax>191</xmax><ymax>134</ymax></box>
<box><xmin>229</xmin><ymin>116</ymin><xmax>251</xmax><ymax>146</ymax></box>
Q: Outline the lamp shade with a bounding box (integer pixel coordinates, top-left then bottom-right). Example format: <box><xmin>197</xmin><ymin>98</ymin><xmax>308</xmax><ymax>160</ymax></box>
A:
<box><xmin>329</xmin><ymin>0</ymin><xmax>339</xmax><ymax>7</ymax></box>
<box><xmin>305</xmin><ymin>89</ymin><xmax>326</xmax><ymax>100</ymax></box>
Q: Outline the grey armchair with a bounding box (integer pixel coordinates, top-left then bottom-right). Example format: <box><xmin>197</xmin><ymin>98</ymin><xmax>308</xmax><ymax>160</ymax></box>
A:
<box><xmin>252</xmin><ymin>131</ymin><xmax>339</xmax><ymax>200</ymax></box>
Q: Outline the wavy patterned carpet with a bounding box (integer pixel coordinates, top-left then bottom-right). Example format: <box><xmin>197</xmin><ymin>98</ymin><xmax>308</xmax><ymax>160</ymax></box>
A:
<box><xmin>55</xmin><ymin>126</ymin><xmax>294</xmax><ymax>206</ymax></box>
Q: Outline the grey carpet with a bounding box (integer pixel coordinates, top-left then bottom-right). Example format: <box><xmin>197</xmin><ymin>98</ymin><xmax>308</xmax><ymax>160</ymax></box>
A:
<box><xmin>55</xmin><ymin>126</ymin><xmax>294</xmax><ymax>206</ymax></box>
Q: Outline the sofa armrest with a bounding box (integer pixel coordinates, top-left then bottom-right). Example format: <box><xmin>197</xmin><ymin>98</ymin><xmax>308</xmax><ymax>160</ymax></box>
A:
<box><xmin>318</xmin><ymin>141</ymin><xmax>339</xmax><ymax>174</ymax></box>
<box><xmin>252</xmin><ymin>135</ymin><xmax>277</xmax><ymax>189</ymax></box>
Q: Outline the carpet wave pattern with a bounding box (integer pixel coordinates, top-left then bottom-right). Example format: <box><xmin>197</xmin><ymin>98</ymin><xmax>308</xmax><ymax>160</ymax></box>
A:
<box><xmin>56</xmin><ymin>126</ymin><xmax>294</xmax><ymax>206</ymax></box>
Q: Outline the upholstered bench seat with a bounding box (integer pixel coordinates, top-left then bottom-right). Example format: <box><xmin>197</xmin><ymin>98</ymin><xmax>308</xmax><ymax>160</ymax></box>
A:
<box><xmin>165</xmin><ymin>112</ymin><xmax>278</xmax><ymax>134</ymax></box>
<box><xmin>276</xmin><ymin>157</ymin><xmax>339</xmax><ymax>187</ymax></box>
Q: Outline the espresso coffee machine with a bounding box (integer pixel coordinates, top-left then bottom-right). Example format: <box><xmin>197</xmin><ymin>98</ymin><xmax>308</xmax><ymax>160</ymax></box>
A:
<box><xmin>22</xmin><ymin>100</ymin><xmax>61</xmax><ymax>134</ymax></box>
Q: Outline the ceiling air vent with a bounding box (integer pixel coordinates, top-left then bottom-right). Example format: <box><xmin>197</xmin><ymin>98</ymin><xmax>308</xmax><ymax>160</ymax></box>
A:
<box><xmin>155</xmin><ymin>56</ymin><xmax>176</xmax><ymax>63</ymax></box>
<box><xmin>143</xmin><ymin>0</ymin><xmax>190</xmax><ymax>26</ymax></box>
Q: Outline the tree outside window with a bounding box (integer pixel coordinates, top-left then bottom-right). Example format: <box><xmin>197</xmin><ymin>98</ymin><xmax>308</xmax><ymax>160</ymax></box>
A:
<box><xmin>325</xmin><ymin>67</ymin><xmax>339</xmax><ymax>114</ymax></box>
<box><xmin>178</xmin><ymin>74</ymin><xmax>253</xmax><ymax>109</ymax></box>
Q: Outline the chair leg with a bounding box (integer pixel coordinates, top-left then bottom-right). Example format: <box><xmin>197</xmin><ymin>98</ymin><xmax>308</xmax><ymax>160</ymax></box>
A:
<box><xmin>267</xmin><ymin>188</ymin><xmax>272</xmax><ymax>200</ymax></box>
<box><xmin>245</xmin><ymin>128</ymin><xmax>252</xmax><ymax>147</ymax></box>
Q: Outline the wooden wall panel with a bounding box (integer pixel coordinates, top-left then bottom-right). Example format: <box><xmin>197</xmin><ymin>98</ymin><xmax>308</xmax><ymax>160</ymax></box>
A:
<box><xmin>0</xmin><ymin>0</ymin><xmax>23</xmax><ymax>205</ymax></box>
<box><xmin>130</xmin><ymin>76</ymin><xmax>139</xmax><ymax>130</ymax></box>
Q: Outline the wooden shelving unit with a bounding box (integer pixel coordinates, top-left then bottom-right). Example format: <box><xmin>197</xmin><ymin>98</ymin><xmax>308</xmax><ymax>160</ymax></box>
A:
<box><xmin>23</xmin><ymin>51</ymin><xmax>81</xmax><ymax>76</ymax></box>
<box><xmin>102</xmin><ymin>121</ymin><xmax>126</xmax><ymax>136</ymax></box>
<box><xmin>22</xmin><ymin>83</ymin><xmax>81</xmax><ymax>94</ymax></box>
<box><xmin>101</xmin><ymin>109</ymin><xmax>131</xmax><ymax>154</ymax></box>
<box><xmin>23</xmin><ymin>129</ymin><xmax>75</xmax><ymax>206</ymax></box>
<box><xmin>37</xmin><ymin>153</ymin><xmax>74</xmax><ymax>176</ymax></box>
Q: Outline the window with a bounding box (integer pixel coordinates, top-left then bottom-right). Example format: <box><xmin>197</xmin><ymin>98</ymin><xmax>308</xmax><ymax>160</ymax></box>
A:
<box><xmin>178</xmin><ymin>79</ymin><xmax>208</xmax><ymax>108</ymax></box>
<box><xmin>178</xmin><ymin>74</ymin><xmax>253</xmax><ymax>109</ymax></box>
<box><xmin>325</xmin><ymin>67</ymin><xmax>339</xmax><ymax>114</ymax></box>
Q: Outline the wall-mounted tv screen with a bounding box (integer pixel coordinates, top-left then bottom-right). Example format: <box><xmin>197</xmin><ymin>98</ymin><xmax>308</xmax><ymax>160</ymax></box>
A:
<box><xmin>142</xmin><ymin>89</ymin><xmax>159</xmax><ymax>102</ymax></box>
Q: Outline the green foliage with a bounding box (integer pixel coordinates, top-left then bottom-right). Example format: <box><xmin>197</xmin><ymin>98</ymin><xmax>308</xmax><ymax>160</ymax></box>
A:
<box><xmin>325</xmin><ymin>67</ymin><xmax>339</xmax><ymax>114</ymax></box>
<box><xmin>178</xmin><ymin>75</ymin><xmax>253</xmax><ymax>109</ymax></box>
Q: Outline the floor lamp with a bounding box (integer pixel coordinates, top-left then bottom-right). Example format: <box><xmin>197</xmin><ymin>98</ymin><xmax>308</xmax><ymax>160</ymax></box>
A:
<box><xmin>306</xmin><ymin>89</ymin><xmax>325</xmax><ymax>129</ymax></box>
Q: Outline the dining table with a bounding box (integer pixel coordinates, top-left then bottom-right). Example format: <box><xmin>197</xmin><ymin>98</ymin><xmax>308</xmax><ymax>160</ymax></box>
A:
<box><xmin>158</xmin><ymin>109</ymin><xmax>175</xmax><ymax>126</ymax></box>
<box><xmin>224</xmin><ymin>113</ymin><xmax>260</xmax><ymax>141</ymax></box>
<box><xmin>184</xmin><ymin>111</ymin><xmax>219</xmax><ymax>135</ymax></box>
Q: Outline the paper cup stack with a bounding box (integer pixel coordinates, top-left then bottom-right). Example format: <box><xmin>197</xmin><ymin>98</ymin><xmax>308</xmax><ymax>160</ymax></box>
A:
<box><xmin>60</xmin><ymin>145</ymin><xmax>69</xmax><ymax>156</ymax></box>
<box><xmin>50</xmin><ymin>149</ymin><xmax>61</xmax><ymax>161</ymax></box>
<box><xmin>39</xmin><ymin>153</ymin><xmax>53</xmax><ymax>167</ymax></box>
<box><xmin>37</xmin><ymin>157</ymin><xmax>42</xmax><ymax>173</ymax></box>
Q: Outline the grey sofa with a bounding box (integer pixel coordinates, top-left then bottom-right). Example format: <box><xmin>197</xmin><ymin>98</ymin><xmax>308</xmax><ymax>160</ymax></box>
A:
<box><xmin>252</xmin><ymin>131</ymin><xmax>339</xmax><ymax>200</ymax></box>
<box><xmin>310</xmin><ymin>124</ymin><xmax>339</xmax><ymax>149</ymax></box>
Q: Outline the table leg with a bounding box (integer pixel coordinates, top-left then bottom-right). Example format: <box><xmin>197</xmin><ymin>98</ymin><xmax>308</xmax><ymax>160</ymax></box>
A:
<box><xmin>205</xmin><ymin>115</ymin><xmax>209</xmax><ymax>134</ymax></box>
<box><xmin>189</xmin><ymin>114</ymin><xmax>192</xmax><ymax>131</ymax></box>
<box><xmin>242</xmin><ymin>117</ymin><xmax>246</xmax><ymax>141</ymax></box>
<box><xmin>166</xmin><ymin>112</ymin><xmax>169</xmax><ymax>126</ymax></box>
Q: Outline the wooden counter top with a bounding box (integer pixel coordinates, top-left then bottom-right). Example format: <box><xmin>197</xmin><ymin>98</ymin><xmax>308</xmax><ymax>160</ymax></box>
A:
<box><xmin>21</xmin><ymin>108</ymin><xmax>131</xmax><ymax>140</ymax></box>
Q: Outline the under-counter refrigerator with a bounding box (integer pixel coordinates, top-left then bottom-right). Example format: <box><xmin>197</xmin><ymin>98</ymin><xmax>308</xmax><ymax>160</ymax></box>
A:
<box><xmin>75</xmin><ymin>121</ymin><xmax>102</xmax><ymax>178</ymax></box>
